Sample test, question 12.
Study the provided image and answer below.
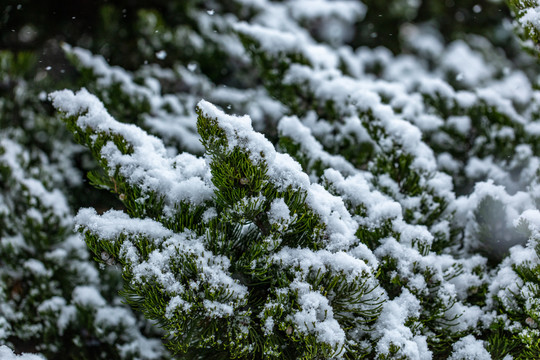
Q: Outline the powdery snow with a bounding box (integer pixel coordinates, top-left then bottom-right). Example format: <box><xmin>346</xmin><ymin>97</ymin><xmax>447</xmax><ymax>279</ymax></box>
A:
<box><xmin>441</xmin><ymin>41</ymin><xmax>494</xmax><ymax>87</ymax></box>
<box><xmin>448</xmin><ymin>335</ymin><xmax>491</xmax><ymax>360</ymax></box>
<box><xmin>75</xmin><ymin>207</ymin><xmax>249</xmax><ymax>319</ymax></box>
<box><xmin>50</xmin><ymin>89</ymin><xmax>214</xmax><ymax>213</ymax></box>
<box><xmin>234</xmin><ymin>22</ymin><xmax>339</xmax><ymax>69</ymax></box>
<box><xmin>291</xmin><ymin>281</ymin><xmax>346</xmax><ymax>349</ymax></box>
<box><xmin>278</xmin><ymin>115</ymin><xmax>358</xmax><ymax>177</ymax></box>
<box><xmin>197</xmin><ymin>99</ymin><xmax>311</xmax><ymax>191</ymax></box>
<box><xmin>519</xmin><ymin>6</ymin><xmax>540</xmax><ymax>33</ymax></box>
<box><xmin>374</xmin><ymin>289</ymin><xmax>432</xmax><ymax>359</ymax></box>
<box><xmin>0</xmin><ymin>346</ymin><xmax>44</xmax><ymax>360</ymax></box>
<box><xmin>72</xmin><ymin>285</ymin><xmax>107</xmax><ymax>308</ymax></box>
<box><xmin>197</xmin><ymin>99</ymin><xmax>377</xmax><ymax>263</ymax></box>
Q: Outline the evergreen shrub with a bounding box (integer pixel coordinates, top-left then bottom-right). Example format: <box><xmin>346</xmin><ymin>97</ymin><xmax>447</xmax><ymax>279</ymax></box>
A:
<box><xmin>4</xmin><ymin>0</ymin><xmax>540</xmax><ymax>359</ymax></box>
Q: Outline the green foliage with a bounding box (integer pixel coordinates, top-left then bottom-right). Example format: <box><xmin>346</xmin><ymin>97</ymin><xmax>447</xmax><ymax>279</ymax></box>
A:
<box><xmin>7</xmin><ymin>0</ymin><xmax>540</xmax><ymax>359</ymax></box>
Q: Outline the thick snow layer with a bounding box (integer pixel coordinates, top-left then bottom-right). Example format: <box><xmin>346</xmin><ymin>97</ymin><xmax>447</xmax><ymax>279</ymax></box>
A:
<box><xmin>50</xmin><ymin>89</ymin><xmax>214</xmax><ymax>212</ymax></box>
<box><xmin>374</xmin><ymin>289</ymin><xmax>432</xmax><ymax>359</ymax></box>
<box><xmin>272</xmin><ymin>247</ymin><xmax>373</xmax><ymax>282</ymax></box>
<box><xmin>36</xmin><ymin>296</ymin><xmax>75</xmax><ymax>334</ymax></box>
<box><xmin>95</xmin><ymin>306</ymin><xmax>136</xmax><ymax>330</ymax></box>
<box><xmin>116</xmin><ymin>335</ymin><xmax>165</xmax><ymax>360</ymax></box>
<box><xmin>198</xmin><ymin>99</ymin><xmax>311</xmax><ymax>191</ymax></box>
<box><xmin>0</xmin><ymin>346</ymin><xmax>44</xmax><ymax>360</ymax></box>
<box><xmin>23</xmin><ymin>259</ymin><xmax>52</xmax><ymax>278</ymax></box>
<box><xmin>72</xmin><ymin>286</ymin><xmax>107</xmax><ymax>308</ymax></box>
<box><xmin>291</xmin><ymin>280</ymin><xmax>346</xmax><ymax>348</ymax></box>
<box><xmin>323</xmin><ymin>169</ymin><xmax>402</xmax><ymax>225</ymax></box>
<box><xmin>287</xmin><ymin>0</ymin><xmax>366</xmax><ymax>24</ymax></box>
<box><xmin>278</xmin><ymin>115</ymin><xmax>358</xmax><ymax>177</ymax></box>
<box><xmin>281</xmin><ymin>63</ymin><xmax>442</xmax><ymax>178</ymax></box>
<box><xmin>448</xmin><ymin>335</ymin><xmax>491</xmax><ymax>360</ymax></box>
<box><xmin>456</xmin><ymin>180</ymin><xmax>534</xmax><ymax>254</ymax></box>
<box><xmin>75</xmin><ymin>208</ymin><xmax>249</xmax><ymax>317</ymax></box>
<box><xmin>234</xmin><ymin>22</ymin><xmax>339</xmax><ymax>69</ymax></box>
<box><xmin>515</xmin><ymin>209</ymin><xmax>540</xmax><ymax>234</ymax></box>
<box><xmin>441</xmin><ymin>41</ymin><xmax>494</xmax><ymax>87</ymax></box>
<box><xmin>306</xmin><ymin>183</ymin><xmax>362</xmax><ymax>251</ymax></box>
<box><xmin>75</xmin><ymin>208</ymin><xmax>173</xmax><ymax>241</ymax></box>
<box><xmin>519</xmin><ymin>6</ymin><xmax>540</xmax><ymax>33</ymax></box>
<box><xmin>267</xmin><ymin>197</ymin><xmax>293</xmax><ymax>231</ymax></box>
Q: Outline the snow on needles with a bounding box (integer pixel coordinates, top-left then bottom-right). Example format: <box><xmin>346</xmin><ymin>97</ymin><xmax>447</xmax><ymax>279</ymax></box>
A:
<box><xmin>49</xmin><ymin>89</ymin><xmax>214</xmax><ymax>211</ymax></box>
<box><xmin>234</xmin><ymin>22</ymin><xmax>339</xmax><ymax>69</ymax></box>
<box><xmin>197</xmin><ymin>99</ymin><xmax>377</xmax><ymax>263</ymax></box>
<box><xmin>518</xmin><ymin>5</ymin><xmax>540</xmax><ymax>34</ymax></box>
<box><xmin>0</xmin><ymin>346</ymin><xmax>44</xmax><ymax>360</ymax></box>
<box><xmin>448</xmin><ymin>335</ymin><xmax>491</xmax><ymax>360</ymax></box>
<box><xmin>374</xmin><ymin>289</ymin><xmax>431</xmax><ymax>359</ymax></box>
<box><xmin>278</xmin><ymin>115</ymin><xmax>358</xmax><ymax>177</ymax></box>
<box><xmin>75</xmin><ymin>208</ymin><xmax>249</xmax><ymax>318</ymax></box>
